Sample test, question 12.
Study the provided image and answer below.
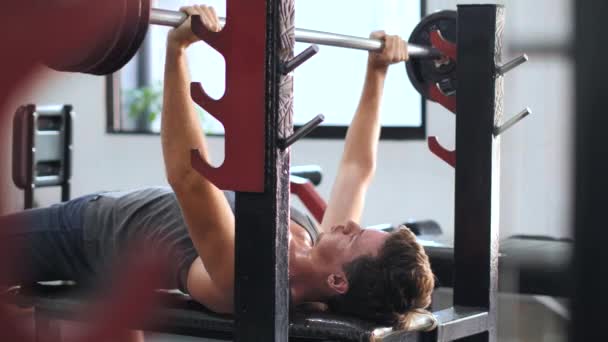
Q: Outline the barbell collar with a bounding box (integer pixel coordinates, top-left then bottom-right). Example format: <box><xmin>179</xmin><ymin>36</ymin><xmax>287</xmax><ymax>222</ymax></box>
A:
<box><xmin>149</xmin><ymin>8</ymin><xmax>442</xmax><ymax>59</ymax></box>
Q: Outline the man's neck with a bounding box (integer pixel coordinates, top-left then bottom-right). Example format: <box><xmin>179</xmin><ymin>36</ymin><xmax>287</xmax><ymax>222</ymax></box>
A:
<box><xmin>288</xmin><ymin>233</ymin><xmax>326</xmax><ymax>304</ymax></box>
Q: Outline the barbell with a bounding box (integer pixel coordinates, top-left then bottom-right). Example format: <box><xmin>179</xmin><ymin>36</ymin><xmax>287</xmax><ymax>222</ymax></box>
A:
<box><xmin>149</xmin><ymin>8</ymin><xmax>442</xmax><ymax>58</ymax></box>
<box><xmin>45</xmin><ymin>0</ymin><xmax>457</xmax><ymax>99</ymax></box>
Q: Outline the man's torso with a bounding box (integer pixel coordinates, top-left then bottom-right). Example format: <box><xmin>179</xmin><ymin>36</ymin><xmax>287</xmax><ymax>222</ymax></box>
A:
<box><xmin>81</xmin><ymin>187</ymin><xmax>318</xmax><ymax>293</ymax></box>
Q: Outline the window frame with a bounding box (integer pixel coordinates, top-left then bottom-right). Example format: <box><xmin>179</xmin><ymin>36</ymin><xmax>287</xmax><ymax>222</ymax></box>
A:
<box><xmin>106</xmin><ymin>0</ymin><xmax>428</xmax><ymax>140</ymax></box>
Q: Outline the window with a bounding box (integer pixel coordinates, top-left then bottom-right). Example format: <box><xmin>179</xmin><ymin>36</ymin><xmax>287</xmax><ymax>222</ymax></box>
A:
<box><xmin>107</xmin><ymin>0</ymin><xmax>425</xmax><ymax>139</ymax></box>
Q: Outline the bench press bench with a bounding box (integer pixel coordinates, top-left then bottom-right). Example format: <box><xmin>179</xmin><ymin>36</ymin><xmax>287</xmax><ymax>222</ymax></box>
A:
<box><xmin>4</xmin><ymin>283</ymin><xmax>449</xmax><ymax>342</ymax></box>
<box><xmin>423</xmin><ymin>235</ymin><xmax>571</xmax><ymax>298</ymax></box>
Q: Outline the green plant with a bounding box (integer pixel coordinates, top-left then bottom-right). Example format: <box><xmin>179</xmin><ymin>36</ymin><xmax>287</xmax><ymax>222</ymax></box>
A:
<box><xmin>124</xmin><ymin>82</ymin><xmax>163</xmax><ymax>124</ymax></box>
<box><xmin>123</xmin><ymin>82</ymin><xmax>212</xmax><ymax>133</ymax></box>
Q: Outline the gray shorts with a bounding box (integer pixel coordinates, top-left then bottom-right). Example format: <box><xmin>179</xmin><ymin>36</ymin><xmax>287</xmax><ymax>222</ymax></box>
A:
<box><xmin>0</xmin><ymin>194</ymin><xmax>97</xmax><ymax>286</ymax></box>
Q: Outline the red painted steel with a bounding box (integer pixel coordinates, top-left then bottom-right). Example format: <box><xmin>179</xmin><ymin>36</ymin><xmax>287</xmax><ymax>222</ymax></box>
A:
<box><xmin>430</xmin><ymin>30</ymin><xmax>457</xmax><ymax>61</ymax></box>
<box><xmin>290</xmin><ymin>181</ymin><xmax>327</xmax><ymax>223</ymax></box>
<box><xmin>428</xmin><ymin>30</ymin><xmax>457</xmax><ymax>114</ymax></box>
<box><xmin>189</xmin><ymin>1</ymin><xmax>267</xmax><ymax>192</ymax></box>
<box><xmin>426</xmin><ymin>29</ymin><xmax>457</xmax><ymax>168</ymax></box>
<box><xmin>428</xmin><ymin>136</ymin><xmax>456</xmax><ymax>168</ymax></box>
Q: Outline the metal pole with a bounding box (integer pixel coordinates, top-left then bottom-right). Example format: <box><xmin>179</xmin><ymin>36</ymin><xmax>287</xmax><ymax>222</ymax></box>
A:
<box><xmin>149</xmin><ymin>8</ymin><xmax>441</xmax><ymax>58</ymax></box>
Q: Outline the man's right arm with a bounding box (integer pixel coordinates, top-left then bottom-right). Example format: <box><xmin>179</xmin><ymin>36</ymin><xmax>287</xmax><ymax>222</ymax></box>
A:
<box><xmin>161</xmin><ymin>5</ymin><xmax>235</xmax><ymax>310</ymax></box>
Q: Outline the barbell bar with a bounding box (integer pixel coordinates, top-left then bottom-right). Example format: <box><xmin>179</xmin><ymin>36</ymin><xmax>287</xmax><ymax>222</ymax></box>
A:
<box><xmin>150</xmin><ymin>8</ymin><xmax>442</xmax><ymax>58</ymax></box>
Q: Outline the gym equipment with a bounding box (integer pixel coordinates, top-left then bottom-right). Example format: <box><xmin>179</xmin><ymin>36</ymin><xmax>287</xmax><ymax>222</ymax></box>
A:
<box><xmin>406</xmin><ymin>10</ymin><xmax>458</xmax><ymax>100</ymax></box>
<box><xmin>45</xmin><ymin>1</ymin><xmax>457</xmax><ymax>99</ymax></box>
<box><xmin>424</xmin><ymin>235</ymin><xmax>571</xmax><ymax>297</ymax></box>
<box><xmin>404</xmin><ymin>219</ymin><xmax>443</xmax><ymax>236</ymax></box>
<box><xmin>12</xmin><ymin>104</ymin><xmax>73</xmax><ymax>209</ymax></box>
<box><xmin>5</xmin><ymin>283</ymin><xmax>439</xmax><ymax>341</ymax></box>
<box><xmin>150</xmin><ymin>8</ymin><xmax>444</xmax><ymax>58</ymax></box>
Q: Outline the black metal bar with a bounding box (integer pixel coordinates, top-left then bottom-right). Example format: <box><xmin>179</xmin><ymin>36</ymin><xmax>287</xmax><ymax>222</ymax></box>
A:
<box><xmin>233</xmin><ymin>0</ymin><xmax>293</xmax><ymax>341</ymax></box>
<box><xmin>24</xmin><ymin>106</ymin><xmax>35</xmax><ymax>209</ymax></box>
<box><xmin>280</xmin><ymin>114</ymin><xmax>324</xmax><ymax>150</ymax></box>
<box><xmin>572</xmin><ymin>1</ymin><xmax>608</xmax><ymax>341</ymax></box>
<box><xmin>281</xmin><ymin>44</ymin><xmax>319</xmax><ymax>74</ymax></box>
<box><xmin>61</xmin><ymin>105</ymin><xmax>72</xmax><ymax>202</ymax></box>
<box><xmin>24</xmin><ymin>185</ymin><xmax>34</xmax><ymax>209</ymax></box>
<box><xmin>453</xmin><ymin>5</ymin><xmax>504</xmax><ymax>342</ymax></box>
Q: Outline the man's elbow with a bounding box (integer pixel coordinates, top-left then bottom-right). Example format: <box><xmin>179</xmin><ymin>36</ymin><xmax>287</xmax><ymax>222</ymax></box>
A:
<box><xmin>343</xmin><ymin>160</ymin><xmax>376</xmax><ymax>184</ymax></box>
<box><xmin>167</xmin><ymin>169</ymin><xmax>202</xmax><ymax>193</ymax></box>
<box><xmin>192</xmin><ymin>291</ymin><xmax>234</xmax><ymax>315</ymax></box>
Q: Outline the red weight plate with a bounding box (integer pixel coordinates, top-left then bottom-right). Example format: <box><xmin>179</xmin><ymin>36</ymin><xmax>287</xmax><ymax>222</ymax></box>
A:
<box><xmin>101</xmin><ymin>0</ymin><xmax>151</xmax><ymax>75</ymax></box>
<box><xmin>91</xmin><ymin>0</ymin><xmax>145</xmax><ymax>75</ymax></box>
<box><xmin>83</xmin><ymin>0</ymin><xmax>131</xmax><ymax>74</ymax></box>
<box><xmin>45</xmin><ymin>1</ymin><xmax>127</xmax><ymax>73</ymax></box>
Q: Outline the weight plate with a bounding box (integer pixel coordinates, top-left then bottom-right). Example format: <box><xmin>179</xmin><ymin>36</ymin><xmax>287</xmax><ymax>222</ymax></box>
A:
<box><xmin>45</xmin><ymin>2</ymin><xmax>126</xmax><ymax>73</ymax></box>
<box><xmin>406</xmin><ymin>10</ymin><xmax>457</xmax><ymax>101</ymax></box>
<box><xmin>105</xmin><ymin>0</ymin><xmax>151</xmax><ymax>76</ymax></box>
<box><xmin>85</xmin><ymin>0</ymin><xmax>134</xmax><ymax>75</ymax></box>
<box><xmin>90</xmin><ymin>0</ymin><xmax>143</xmax><ymax>75</ymax></box>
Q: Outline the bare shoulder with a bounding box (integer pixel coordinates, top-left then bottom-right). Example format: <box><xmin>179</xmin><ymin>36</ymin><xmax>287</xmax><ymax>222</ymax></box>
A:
<box><xmin>290</xmin><ymin>220</ymin><xmax>314</xmax><ymax>246</ymax></box>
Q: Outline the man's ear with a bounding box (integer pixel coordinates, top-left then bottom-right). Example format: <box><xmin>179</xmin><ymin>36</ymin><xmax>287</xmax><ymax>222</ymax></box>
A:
<box><xmin>327</xmin><ymin>272</ymin><xmax>349</xmax><ymax>295</ymax></box>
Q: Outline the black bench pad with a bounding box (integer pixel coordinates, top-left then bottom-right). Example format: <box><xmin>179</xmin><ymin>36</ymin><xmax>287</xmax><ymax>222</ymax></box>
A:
<box><xmin>6</xmin><ymin>284</ymin><xmax>436</xmax><ymax>342</ymax></box>
<box><xmin>423</xmin><ymin>235</ymin><xmax>572</xmax><ymax>297</ymax></box>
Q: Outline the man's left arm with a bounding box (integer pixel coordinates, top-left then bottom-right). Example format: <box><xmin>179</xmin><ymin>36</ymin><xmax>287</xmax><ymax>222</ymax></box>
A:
<box><xmin>321</xmin><ymin>32</ymin><xmax>408</xmax><ymax>231</ymax></box>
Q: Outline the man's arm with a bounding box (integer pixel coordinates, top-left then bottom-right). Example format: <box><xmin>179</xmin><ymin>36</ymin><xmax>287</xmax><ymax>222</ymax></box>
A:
<box><xmin>161</xmin><ymin>5</ymin><xmax>235</xmax><ymax>306</ymax></box>
<box><xmin>321</xmin><ymin>32</ymin><xmax>408</xmax><ymax>232</ymax></box>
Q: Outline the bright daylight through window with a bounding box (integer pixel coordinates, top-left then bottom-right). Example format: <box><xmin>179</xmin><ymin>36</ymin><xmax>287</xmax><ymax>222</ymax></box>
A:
<box><xmin>111</xmin><ymin>0</ymin><xmax>423</xmax><ymax>138</ymax></box>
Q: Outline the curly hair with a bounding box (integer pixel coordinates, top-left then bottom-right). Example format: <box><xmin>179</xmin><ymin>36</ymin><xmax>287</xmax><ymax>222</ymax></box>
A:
<box><xmin>326</xmin><ymin>227</ymin><xmax>435</xmax><ymax>329</ymax></box>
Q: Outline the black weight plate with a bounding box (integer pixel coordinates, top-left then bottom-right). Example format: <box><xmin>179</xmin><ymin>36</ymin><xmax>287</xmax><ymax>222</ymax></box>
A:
<box><xmin>104</xmin><ymin>0</ymin><xmax>151</xmax><ymax>75</ymax></box>
<box><xmin>90</xmin><ymin>0</ymin><xmax>143</xmax><ymax>75</ymax></box>
<box><xmin>406</xmin><ymin>10</ymin><xmax>457</xmax><ymax>101</ymax></box>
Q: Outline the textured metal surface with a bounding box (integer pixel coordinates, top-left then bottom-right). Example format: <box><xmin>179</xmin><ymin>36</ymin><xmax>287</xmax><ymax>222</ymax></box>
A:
<box><xmin>453</xmin><ymin>5</ymin><xmax>503</xmax><ymax>342</ymax></box>
<box><xmin>233</xmin><ymin>0</ymin><xmax>293</xmax><ymax>340</ymax></box>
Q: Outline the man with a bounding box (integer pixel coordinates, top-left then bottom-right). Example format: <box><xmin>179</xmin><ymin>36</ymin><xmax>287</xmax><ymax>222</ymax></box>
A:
<box><xmin>1</xmin><ymin>4</ymin><xmax>435</xmax><ymax>337</ymax></box>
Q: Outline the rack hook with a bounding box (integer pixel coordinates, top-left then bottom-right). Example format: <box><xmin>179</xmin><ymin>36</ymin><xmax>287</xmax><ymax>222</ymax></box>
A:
<box><xmin>497</xmin><ymin>54</ymin><xmax>528</xmax><ymax>75</ymax></box>
<box><xmin>279</xmin><ymin>114</ymin><xmax>325</xmax><ymax>150</ymax></box>
<box><xmin>494</xmin><ymin>107</ymin><xmax>532</xmax><ymax>136</ymax></box>
<box><xmin>281</xmin><ymin>45</ymin><xmax>319</xmax><ymax>75</ymax></box>
<box><xmin>428</xmin><ymin>136</ymin><xmax>456</xmax><ymax>168</ymax></box>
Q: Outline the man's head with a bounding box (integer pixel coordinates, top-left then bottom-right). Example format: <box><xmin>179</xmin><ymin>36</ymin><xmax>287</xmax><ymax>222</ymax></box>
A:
<box><xmin>311</xmin><ymin>222</ymin><xmax>435</xmax><ymax>328</ymax></box>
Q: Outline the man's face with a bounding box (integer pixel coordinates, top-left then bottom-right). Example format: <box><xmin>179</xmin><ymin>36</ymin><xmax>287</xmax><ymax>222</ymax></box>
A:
<box><xmin>312</xmin><ymin>220</ymin><xmax>389</xmax><ymax>271</ymax></box>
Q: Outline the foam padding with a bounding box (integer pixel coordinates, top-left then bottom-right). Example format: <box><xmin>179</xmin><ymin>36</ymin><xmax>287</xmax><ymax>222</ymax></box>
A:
<box><xmin>7</xmin><ymin>283</ymin><xmax>437</xmax><ymax>341</ymax></box>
